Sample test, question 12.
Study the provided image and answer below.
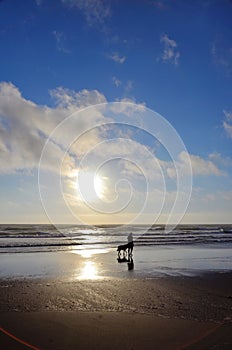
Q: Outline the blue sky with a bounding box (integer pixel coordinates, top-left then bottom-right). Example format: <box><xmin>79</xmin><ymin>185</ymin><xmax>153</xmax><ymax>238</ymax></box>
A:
<box><xmin>0</xmin><ymin>0</ymin><xmax>232</xmax><ymax>224</ymax></box>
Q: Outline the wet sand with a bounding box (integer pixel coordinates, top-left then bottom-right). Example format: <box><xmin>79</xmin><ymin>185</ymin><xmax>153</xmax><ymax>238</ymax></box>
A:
<box><xmin>1</xmin><ymin>245</ymin><xmax>232</xmax><ymax>280</ymax></box>
<box><xmin>0</xmin><ymin>273</ymin><xmax>232</xmax><ymax>349</ymax></box>
<box><xmin>0</xmin><ymin>311</ymin><xmax>227</xmax><ymax>350</ymax></box>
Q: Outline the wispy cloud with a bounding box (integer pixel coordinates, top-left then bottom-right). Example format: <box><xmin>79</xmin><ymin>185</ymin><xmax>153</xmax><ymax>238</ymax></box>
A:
<box><xmin>223</xmin><ymin>110</ymin><xmax>232</xmax><ymax>138</ymax></box>
<box><xmin>52</xmin><ymin>30</ymin><xmax>70</xmax><ymax>54</ymax></box>
<box><xmin>167</xmin><ymin>151</ymin><xmax>225</xmax><ymax>178</ymax></box>
<box><xmin>109</xmin><ymin>52</ymin><xmax>126</xmax><ymax>64</ymax></box>
<box><xmin>211</xmin><ymin>40</ymin><xmax>232</xmax><ymax>76</ymax></box>
<box><xmin>209</xmin><ymin>152</ymin><xmax>232</xmax><ymax>167</ymax></box>
<box><xmin>151</xmin><ymin>1</ymin><xmax>169</xmax><ymax>10</ymax></box>
<box><xmin>50</xmin><ymin>86</ymin><xmax>106</xmax><ymax>108</ymax></box>
<box><xmin>61</xmin><ymin>0</ymin><xmax>111</xmax><ymax>27</ymax></box>
<box><xmin>112</xmin><ymin>76</ymin><xmax>121</xmax><ymax>87</ymax></box>
<box><xmin>125</xmin><ymin>80</ymin><xmax>134</xmax><ymax>92</ymax></box>
<box><xmin>159</xmin><ymin>33</ymin><xmax>180</xmax><ymax>66</ymax></box>
<box><xmin>112</xmin><ymin>77</ymin><xmax>134</xmax><ymax>95</ymax></box>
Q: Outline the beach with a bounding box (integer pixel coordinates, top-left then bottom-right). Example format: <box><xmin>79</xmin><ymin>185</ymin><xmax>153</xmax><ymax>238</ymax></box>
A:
<box><xmin>0</xmin><ymin>247</ymin><xmax>232</xmax><ymax>349</ymax></box>
<box><xmin>0</xmin><ymin>275</ymin><xmax>232</xmax><ymax>349</ymax></box>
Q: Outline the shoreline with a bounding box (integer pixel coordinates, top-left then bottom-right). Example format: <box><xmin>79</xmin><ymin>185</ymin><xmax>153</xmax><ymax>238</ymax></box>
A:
<box><xmin>1</xmin><ymin>244</ymin><xmax>232</xmax><ymax>280</ymax></box>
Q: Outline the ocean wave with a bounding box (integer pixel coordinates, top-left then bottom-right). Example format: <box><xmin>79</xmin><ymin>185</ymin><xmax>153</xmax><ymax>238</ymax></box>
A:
<box><xmin>0</xmin><ymin>224</ymin><xmax>232</xmax><ymax>253</ymax></box>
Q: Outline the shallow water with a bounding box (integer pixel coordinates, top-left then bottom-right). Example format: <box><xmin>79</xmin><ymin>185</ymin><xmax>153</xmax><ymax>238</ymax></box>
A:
<box><xmin>0</xmin><ymin>244</ymin><xmax>231</xmax><ymax>280</ymax></box>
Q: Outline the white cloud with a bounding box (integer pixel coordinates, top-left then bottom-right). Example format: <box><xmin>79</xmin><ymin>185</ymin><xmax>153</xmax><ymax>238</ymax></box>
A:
<box><xmin>109</xmin><ymin>52</ymin><xmax>126</xmax><ymax>64</ymax></box>
<box><xmin>209</xmin><ymin>152</ymin><xmax>232</xmax><ymax>167</ymax></box>
<box><xmin>111</xmin><ymin>98</ymin><xmax>146</xmax><ymax>118</ymax></box>
<box><xmin>112</xmin><ymin>76</ymin><xmax>121</xmax><ymax>87</ymax></box>
<box><xmin>187</xmin><ymin>153</ymin><xmax>225</xmax><ymax>176</ymax></box>
<box><xmin>0</xmin><ymin>82</ymin><xmax>224</xmax><ymax>185</ymax></box>
<box><xmin>1</xmin><ymin>83</ymin><xmax>231</xmax><ymax>224</ymax></box>
<box><xmin>125</xmin><ymin>80</ymin><xmax>134</xmax><ymax>92</ymax></box>
<box><xmin>52</xmin><ymin>30</ymin><xmax>70</xmax><ymax>54</ymax></box>
<box><xmin>0</xmin><ymin>82</ymin><xmax>106</xmax><ymax>174</ymax></box>
<box><xmin>112</xmin><ymin>77</ymin><xmax>134</xmax><ymax>93</ymax></box>
<box><xmin>160</xmin><ymin>33</ymin><xmax>180</xmax><ymax>66</ymax></box>
<box><xmin>211</xmin><ymin>41</ymin><xmax>232</xmax><ymax>76</ymax></box>
<box><xmin>50</xmin><ymin>86</ymin><xmax>106</xmax><ymax>108</ymax></box>
<box><xmin>152</xmin><ymin>1</ymin><xmax>168</xmax><ymax>10</ymax></box>
<box><xmin>167</xmin><ymin>151</ymin><xmax>225</xmax><ymax>178</ymax></box>
<box><xmin>219</xmin><ymin>190</ymin><xmax>232</xmax><ymax>201</ymax></box>
<box><xmin>61</xmin><ymin>0</ymin><xmax>111</xmax><ymax>27</ymax></box>
<box><xmin>62</xmin><ymin>139</ymin><xmax>167</xmax><ymax>217</ymax></box>
<box><xmin>223</xmin><ymin>110</ymin><xmax>232</xmax><ymax>138</ymax></box>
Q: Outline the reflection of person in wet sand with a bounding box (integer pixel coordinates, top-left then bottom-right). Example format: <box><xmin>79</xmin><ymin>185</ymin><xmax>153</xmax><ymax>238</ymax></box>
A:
<box><xmin>127</xmin><ymin>256</ymin><xmax>134</xmax><ymax>270</ymax></box>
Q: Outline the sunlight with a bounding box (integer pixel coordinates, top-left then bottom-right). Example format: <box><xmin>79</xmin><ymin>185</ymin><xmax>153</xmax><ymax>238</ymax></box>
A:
<box><xmin>94</xmin><ymin>173</ymin><xmax>104</xmax><ymax>199</ymax></box>
<box><xmin>79</xmin><ymin>261</ymin><xmax>99</xmax><ymax>280</ymax></box>
<box><xmin>77</xmin><ymin>170</ymin><xmax>104</xmax><ymax>202</ymax></box>
<box><xmin>72</xmin><ymin>248</ymin><xmax>109</xmax><ymax>258</ymax></box>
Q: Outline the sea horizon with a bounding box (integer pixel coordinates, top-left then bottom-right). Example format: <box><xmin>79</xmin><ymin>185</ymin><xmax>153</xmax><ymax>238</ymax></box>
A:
<box><xmin>1</xmin><ymin>223</ymin><xmax>232</xmax><ymax>280</ymax></box>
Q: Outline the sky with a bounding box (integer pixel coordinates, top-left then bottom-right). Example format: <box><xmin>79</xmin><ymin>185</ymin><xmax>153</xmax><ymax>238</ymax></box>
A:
<box><xmin>0</xmin><ymin>0</ymin><xmax>232</xmax><ymax>224</ymax></box>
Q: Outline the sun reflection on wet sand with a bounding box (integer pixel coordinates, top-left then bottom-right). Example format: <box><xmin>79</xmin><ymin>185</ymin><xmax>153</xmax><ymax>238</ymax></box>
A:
<box><xmin>71</xmin><ymin>248</ymin><xmax>110</xmax><ymax>258</ymax></box>
<box><xmin>72</xmin><ymin>248</ymin><xmax>110</xmax><ymax>280</ymax></box>
<box><xmin>78</xmin><ymin>261</ymin><xmax>100</xmax><ymax>280</ymax></box>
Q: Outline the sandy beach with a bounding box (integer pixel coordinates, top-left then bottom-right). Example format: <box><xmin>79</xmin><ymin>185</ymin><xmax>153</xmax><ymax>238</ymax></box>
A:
<box><xmin>0</xmin><ymin>272</ymin><xmax>232</xmax><ymax>349</ymax></box>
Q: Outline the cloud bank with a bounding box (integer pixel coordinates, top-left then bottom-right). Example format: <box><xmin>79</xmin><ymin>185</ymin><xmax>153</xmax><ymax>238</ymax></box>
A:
<box><xmin>0</xmin><ymin>81</ymin><xmax>229</xmax><ymax>224</ymax></box>
<box><xmin>0</xmin><ymin>82</ymin><xmax>105</xmax><ymax>174</ymax></box>
<box><xmin>0</xmin><ymin>81</ymin><xmax>224</xmax><ymax>182</ymax></box>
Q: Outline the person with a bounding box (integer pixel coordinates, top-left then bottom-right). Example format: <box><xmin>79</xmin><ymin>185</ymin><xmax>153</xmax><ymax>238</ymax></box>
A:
<box><xmin>127</xmin><ymin>232</ymin><xmax>133</xmax><ymax>243</ymax></box>
<box><xmin>127</xmin><ymin>232</ymin><xmax>134</xmax><ymax>255</ymax></box>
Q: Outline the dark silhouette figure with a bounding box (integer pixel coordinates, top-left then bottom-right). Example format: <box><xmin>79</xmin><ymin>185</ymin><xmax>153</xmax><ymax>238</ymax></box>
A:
<box><xmin>127</xmin><ymin>232</ymin><xmax>134</xmax><ymax>256</ymax></box>
<box><xmin>127</xmin><ymin>257</ymin><xmax>134</xmax><ymax>271</ymax></box>
<box><xmin>117</xmin><ymin>232</ymin><xmax>134</xmax><ymax>258</ymax></box>
<box><xmin>117</xmin><ymin>232</ymin><xmax>134</xmax><ymax>271</ymax></box>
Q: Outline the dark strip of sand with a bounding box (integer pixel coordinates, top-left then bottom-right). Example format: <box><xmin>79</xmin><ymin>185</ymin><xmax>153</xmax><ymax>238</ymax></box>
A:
<box><xmin>0</xmin><ymin>311</ymin><xmax>226</xmax><ymax>350</ymax></box>
<box><xmin>1</xmin><ymin>273</ymin><xmax>232</xmax><ymax>321</ymax></box>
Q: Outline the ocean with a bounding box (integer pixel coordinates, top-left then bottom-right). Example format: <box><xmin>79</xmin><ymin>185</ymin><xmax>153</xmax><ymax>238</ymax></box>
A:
<box><xmin>1</xmin><ymin>224</ymin><xmax>232</xmax><ymax>279</ymax></box>
<box><xmin>1</xmin><ymin>224</ymin><xmax>232</xmax><ymax>253</ymax></box>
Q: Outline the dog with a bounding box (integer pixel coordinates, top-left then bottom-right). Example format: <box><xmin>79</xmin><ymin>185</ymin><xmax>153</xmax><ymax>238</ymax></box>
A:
<box><xmin>117</xmin><ymin>242</ymin><xmax>134</xmax><ymax>257</ymax></box>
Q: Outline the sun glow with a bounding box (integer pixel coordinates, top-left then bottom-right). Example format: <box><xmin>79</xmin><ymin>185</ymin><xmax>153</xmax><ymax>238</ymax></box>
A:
<box><xmin>72</xmin><ymin>248</ymin><xmax>109</xmax><ymax>258</ymax></box>
<box><xmin>77</xmin><ymin>170</ymin><xmax>105</xmax><ymax>202</ymax></box>
<box><xmin>79</xmin><ymin>261</ymin><xmax>99</xmax><ymax>280</ymax></box>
